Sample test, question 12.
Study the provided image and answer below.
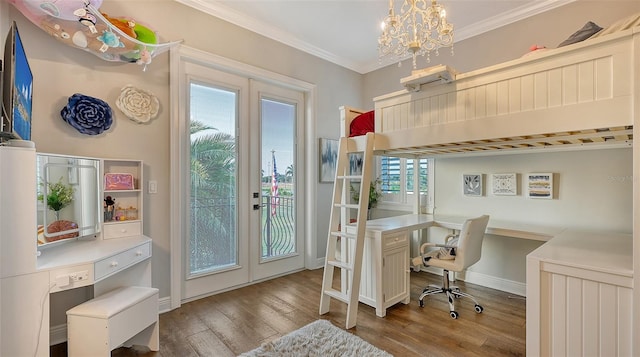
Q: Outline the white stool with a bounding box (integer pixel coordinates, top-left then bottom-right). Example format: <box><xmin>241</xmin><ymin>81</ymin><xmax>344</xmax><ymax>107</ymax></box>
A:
<box><xmin>66</xmin><ymin>286</ymin><xmax>159</xmax><ymax>356</ymax></box>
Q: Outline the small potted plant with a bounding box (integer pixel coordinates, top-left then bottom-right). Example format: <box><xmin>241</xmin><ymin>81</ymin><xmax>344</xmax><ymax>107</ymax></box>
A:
<box><xmin>351</xmin><ymin>178</ymin><xmax>382</xmax><ymax>219</ymax></box>
<box><xmin>40</xmin><ymin>178</ymin><xmax>75</xmax><ymax>221</ymax></box>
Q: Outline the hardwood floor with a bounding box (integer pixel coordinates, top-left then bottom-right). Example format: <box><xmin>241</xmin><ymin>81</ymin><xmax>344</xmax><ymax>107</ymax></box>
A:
<box><xmin>51</xmin><ymin>269</ymin><xmax>526</xmax><ymax>356</ymax></box>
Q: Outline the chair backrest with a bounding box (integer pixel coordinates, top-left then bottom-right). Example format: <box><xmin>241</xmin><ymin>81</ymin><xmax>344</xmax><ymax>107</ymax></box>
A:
<box><xmin>451</xmin><ymin>215</ymin><xmax>490</xmax><ymax>271</ymax></box>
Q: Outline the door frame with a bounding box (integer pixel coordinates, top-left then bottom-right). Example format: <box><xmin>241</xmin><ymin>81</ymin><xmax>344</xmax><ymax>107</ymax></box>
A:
<box><xmin>169</xmin><ymin>45</ymin><xmax>317</xmax><ymax>309</ymax></box>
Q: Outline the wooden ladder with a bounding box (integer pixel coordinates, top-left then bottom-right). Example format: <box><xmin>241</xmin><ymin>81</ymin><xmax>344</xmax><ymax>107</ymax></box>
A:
<box><xmin>319</xmin><ymin>132</ymin><xmax>374</xmax><ymax>329</ymax></box>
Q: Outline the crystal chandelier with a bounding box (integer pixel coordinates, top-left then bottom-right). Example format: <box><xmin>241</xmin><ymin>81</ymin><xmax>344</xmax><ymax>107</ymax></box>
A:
<box><xmin>378</xmin><ymin>0</ymin><xmax>454</xmax><ymax>69</ymax></box>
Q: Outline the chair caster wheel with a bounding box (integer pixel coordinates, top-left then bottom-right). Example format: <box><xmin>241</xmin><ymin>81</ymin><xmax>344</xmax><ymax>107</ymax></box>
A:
<box><xmin>449</xmin><ymin>311</ymin><xmax>459</xmax><ymax>319</ymax></box>
<box><xmin>419</xmin><ymin>299</ymin><xmax>424</xmax><ymax>308</ymax></box>
<box><xmin>474</xmin><ymin>304</ymin><xmax>484</xmax><ymax>313</ymax></box>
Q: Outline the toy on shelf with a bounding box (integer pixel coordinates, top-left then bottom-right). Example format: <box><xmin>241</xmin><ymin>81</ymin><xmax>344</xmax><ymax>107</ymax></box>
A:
<box><xmin>9</xmin><ymin>0</ymin><xmax>181</xmax><ymax>69</ymax></box>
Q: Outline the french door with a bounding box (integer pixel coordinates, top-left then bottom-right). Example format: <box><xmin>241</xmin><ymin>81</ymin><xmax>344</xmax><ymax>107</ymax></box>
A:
<box><xmin>249</xmin><ymin>80</ymin><xmax>305</xmax><ymax>281</ymax></box>
<box><xmin>179</xmin><ymin>60</ymin><xmax>304</xmax><ymax>301</ymax></box>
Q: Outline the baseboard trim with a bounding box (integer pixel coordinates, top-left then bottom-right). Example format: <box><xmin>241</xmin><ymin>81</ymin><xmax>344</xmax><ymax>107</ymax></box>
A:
<box><xmin>460</xmin><ymin>270</ymin><xmax>526</xmax><ymax>297</ymax></box>
<box><xmin>50</xmin><ymin>324</ymin><xmax>67</xmax><ymax>346</ymax></box>
<box><xmin>418</xmin><ymin>266</ymin><xmax>526</xmax><ymax>297</ymax></box>
<box><xmin>159</xmin><ymin>295</ymin><xmax>172</xmax><ymax>313</ymax></box>
<box><xmin>311</xmin><ymin>257</ymin><xmax>324</xmax><ymax>270</ymax></box>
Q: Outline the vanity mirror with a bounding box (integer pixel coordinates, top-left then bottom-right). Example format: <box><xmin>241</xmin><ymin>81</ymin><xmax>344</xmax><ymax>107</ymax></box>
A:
<box><xmin>37</xmin><ymin>153</ymin><xmax>101</xmax><ymax>246</ymax></box>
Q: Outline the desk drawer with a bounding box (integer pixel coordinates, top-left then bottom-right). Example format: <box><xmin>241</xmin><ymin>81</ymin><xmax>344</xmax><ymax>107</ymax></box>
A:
<box><xmin>383</xmin><ymin>233</ymin><xmax>408</xmax><ymax>250</ymax></box>
<box><xmin>103</xmin><ymin>221</ymin><xmax>142</xmax><ymax>239</ymax></box>
<box><xmin>94</xmin><ymin>241</ymin><xmax>151</xmax><ymax>281</ymax></box>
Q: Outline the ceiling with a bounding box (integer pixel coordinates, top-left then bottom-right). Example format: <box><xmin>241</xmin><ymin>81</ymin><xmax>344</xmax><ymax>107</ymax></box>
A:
<box><xmin>176</xmin><ymin>0</ymin><xmax>574</xmax><ymax>74</ymax></box>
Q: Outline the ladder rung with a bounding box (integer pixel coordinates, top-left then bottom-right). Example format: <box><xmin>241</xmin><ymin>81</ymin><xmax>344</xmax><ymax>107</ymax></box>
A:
<box><xmin>327</xmin><ymin>260</ymin><xmax>353</xmax><ymax>271</ymax></box>
<box><xmin>323</xmin><ymin>288</ymin><xmax>349</xmax><ymax>303</ymax></box>
<box><xmin>337</xmin><ymin>175</ymin><xmax>363</xmax><ymax>180</ymax></box>
<box><xmin>334</xmin><ymin>203</ymin><xmax>360</xmax><ymax>209</ymax></box>
<box><xmin>330</xmin><ymin>231</ymin><xmax>356</xmax><ymax>239</ymax></box>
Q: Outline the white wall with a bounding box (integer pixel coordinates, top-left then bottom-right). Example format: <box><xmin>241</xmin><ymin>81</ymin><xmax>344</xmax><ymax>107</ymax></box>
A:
<box><xmin>436</xmin><ymin>149</ymin><xmax>632</xmax><ymax>232</ymax></box>
<box><xmin>0</xmin><ymin>2</ymin><xmax>7</xmax><ymax>46</ymax></box>
<box><xmin>434</xmin><ymin>148</ymin><xmax>632</xmax><ymax>287</ymax></box>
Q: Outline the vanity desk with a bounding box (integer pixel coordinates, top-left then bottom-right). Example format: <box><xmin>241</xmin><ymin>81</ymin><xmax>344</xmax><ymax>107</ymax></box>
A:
<box><xmin>0</xmin><ymin>145</ymin><xmax>154</xmax><ymax>356</ymax></box>
<box><xmin>37</xmin><ymin>235</ymin><xmax>152</xmax><ymax>295</ymax></box>
<box><xmin>3</xmin><ymin>236</ymin><xmax>153</xmax><ymax>357</ymax></box>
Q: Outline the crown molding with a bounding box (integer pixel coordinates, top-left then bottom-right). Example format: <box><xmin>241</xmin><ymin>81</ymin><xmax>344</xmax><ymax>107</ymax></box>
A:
<box><xmin>175</xmin><ymin>0</ymin><xmax>364</xmax><ymax>73</ymax></box>
<box><xmin>361</xmin><ymin>0</ymin><xmax>577</xmax><ymax>73</ymax></box>
<box><xmin>176</xmin><ymin>0</ymin><xmax>575</xmax><ymax>74</ymax></box>
<box><xmin>455</xmin><ymin>0</ymin><xmax>576</xmax><ymax>42</ymax></box>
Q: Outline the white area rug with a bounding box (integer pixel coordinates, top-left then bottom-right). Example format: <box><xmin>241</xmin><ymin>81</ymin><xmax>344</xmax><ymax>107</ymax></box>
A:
<box><xmin>239</xmin><ymin>319</ymin><xmax>393</xmax><ymax>357</ymax></box>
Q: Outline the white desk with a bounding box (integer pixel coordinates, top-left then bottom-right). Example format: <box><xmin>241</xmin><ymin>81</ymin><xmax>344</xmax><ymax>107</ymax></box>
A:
<box><xmin>526</xmin><ymin>230</ymin><xmax>632</xmax><ymax>356</ymax></box>
<box><xmin>37</xmin><ymin>235</ymin><xmax>152</xmax><ymax>294</ymax></box>
<box><xmin>351</xmin><ymin>214</ymin><xmax>564</xmax><ymax>317</ymax></box>
<box><xmin>1</xmin><ymin>236</ymin><xmax>152</xmax><ymax>357</ymax></box>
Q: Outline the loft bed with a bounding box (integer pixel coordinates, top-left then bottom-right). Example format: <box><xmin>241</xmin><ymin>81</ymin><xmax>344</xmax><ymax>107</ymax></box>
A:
<box><xmin>336</xmin><ymin>16</ymin><xmax>640</xmax><ymax>352</ymax></box>
<box><xmin>341</xmin><ymin>17</ymin><xmax>640</xmax><ymax>158</ymax></box>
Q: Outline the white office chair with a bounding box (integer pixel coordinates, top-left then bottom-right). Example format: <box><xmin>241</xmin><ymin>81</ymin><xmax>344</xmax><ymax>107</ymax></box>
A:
<box><xmin>415</xmin><ymin>215</ymin><xmax>490</xmax><ymax>319</ymax></box>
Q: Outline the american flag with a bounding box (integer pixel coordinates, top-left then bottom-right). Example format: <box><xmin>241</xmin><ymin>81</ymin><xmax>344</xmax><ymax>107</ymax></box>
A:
<box><xmin>271</xmin><ymin>151</ymin><xmax>279</xmax><ymax>216</ymax></box>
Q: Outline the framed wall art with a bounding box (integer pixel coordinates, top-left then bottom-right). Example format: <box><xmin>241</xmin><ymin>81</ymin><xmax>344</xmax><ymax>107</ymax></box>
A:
<box><xmin>527</xmin><ymin>173</ymin><xmax>554</xmax><ymax>199</ymax></box>
<box><xmin>319</xmin><ymin>138</ymin><xmax>338</xmax><ymax>182</ymax></box>
<box><xmin>491</xmin><ymin>173</ymin><xmax>517</xmax><ymax>195</ymax></box>
<box><xmin>463</xmin><ymin>173</ymin><xmax>483</xmax><ymax>196</ymax></box>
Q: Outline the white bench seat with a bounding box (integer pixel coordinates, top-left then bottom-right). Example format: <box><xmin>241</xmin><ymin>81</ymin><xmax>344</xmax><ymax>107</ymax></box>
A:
<box><xmin>67</xmin><ymin>286</ymin><xmax>159</xmax><ymax>356</ymax></box>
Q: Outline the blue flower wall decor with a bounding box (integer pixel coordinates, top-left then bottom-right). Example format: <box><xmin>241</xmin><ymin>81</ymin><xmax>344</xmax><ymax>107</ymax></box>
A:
<box><xmin>61</xmin><ymin>93</ymin><xmax>113</xmax><ymax>135</ymax></box>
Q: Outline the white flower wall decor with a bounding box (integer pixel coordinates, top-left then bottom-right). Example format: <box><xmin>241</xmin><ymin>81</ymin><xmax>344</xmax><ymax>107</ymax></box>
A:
<box><xmin>115</xmin><ymin>85</ymin><xmax>160</xmax><ymax>124</ymax></box>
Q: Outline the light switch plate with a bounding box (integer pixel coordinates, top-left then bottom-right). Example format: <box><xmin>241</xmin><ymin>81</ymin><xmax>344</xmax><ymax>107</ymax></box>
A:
<box><xmin>148</xmin><ymin>180</ymin><xmax>157</xmax><ymax>194</ymax></box>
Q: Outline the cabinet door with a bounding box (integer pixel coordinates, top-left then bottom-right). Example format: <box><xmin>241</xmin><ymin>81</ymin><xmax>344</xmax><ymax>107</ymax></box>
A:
<box><xmin>383</xmin><ymin>245</ymin><xmax>409</xmax><ymax>304</ymax></box>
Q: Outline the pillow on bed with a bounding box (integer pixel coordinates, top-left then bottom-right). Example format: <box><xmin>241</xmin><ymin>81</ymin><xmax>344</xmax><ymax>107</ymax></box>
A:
<box><xmin>557</xmin><ymin>21</ymin><xmax>602</xmax><ymax>47</ymax></box>
<box><xmin>349</xmin><ymin>110</ymin><xmax>375</xmax><ymax>137</ymax></box>
<box><xmin>588</xmin><ymin>13</ymin><xmax>640</xmax><ymax>40</ymax></box>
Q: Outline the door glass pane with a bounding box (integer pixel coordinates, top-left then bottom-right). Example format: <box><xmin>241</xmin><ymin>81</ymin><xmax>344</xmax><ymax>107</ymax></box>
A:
<box><xmin>189</xmin><ymin>82</ymin><xmax>237</xmax><ymax>276</ymax></box>
<box><xmin>261</xmin><ymin>98</ymin><xmax>295</xmax><ymax>260</ymax></box>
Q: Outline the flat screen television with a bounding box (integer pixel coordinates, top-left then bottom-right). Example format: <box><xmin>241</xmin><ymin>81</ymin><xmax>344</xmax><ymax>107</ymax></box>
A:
<box><xmin>2</xmin><ymin>21</ymin><xmax>33</xmax><ymax>141</ymax></box>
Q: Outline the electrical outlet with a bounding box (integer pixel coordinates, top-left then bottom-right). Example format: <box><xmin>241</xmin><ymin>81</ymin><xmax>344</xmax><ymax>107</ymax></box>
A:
<box><xmin>56</xmin><ymin>275</ymin><xmax>70</xmax><ymax>287</ymax></box>
<box><xmin>69</xmin><ymin>270</ymin><xmax>89</xmax><ymax>282</ymax></box>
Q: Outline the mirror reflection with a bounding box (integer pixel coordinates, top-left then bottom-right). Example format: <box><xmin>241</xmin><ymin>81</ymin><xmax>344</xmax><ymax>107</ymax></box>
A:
<box><xmin>37</xmin><ymin>154</ymin><xmax>101</xmax><ymax>246</ymax></box>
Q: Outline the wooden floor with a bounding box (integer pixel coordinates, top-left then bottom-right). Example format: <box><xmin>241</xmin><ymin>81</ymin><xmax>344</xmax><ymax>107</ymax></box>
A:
<box><xmin>51</xmin><ymin>268</ymin><xmax>526</xmax><ymax>356</ymax></box>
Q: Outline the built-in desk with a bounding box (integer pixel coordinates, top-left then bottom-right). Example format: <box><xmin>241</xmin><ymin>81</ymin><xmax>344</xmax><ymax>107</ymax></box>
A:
<box><xmin>352</xmin><ymin>214</ymin><xmax>633</xmax><ymax>353</ymax></box>
<box><xmin>432</xmin><ymin>214</ymin><xmax>564</xmax><ymax>242</ymax></box>
<box><xmin>526</xmin><ymin>231</ymin><xmax>633</xmax><ymax>356</ymax></box>
<box><xmin>348</xmin><ymin>214</ymin><xmax>560</xmax><ymax>317</ymax></box>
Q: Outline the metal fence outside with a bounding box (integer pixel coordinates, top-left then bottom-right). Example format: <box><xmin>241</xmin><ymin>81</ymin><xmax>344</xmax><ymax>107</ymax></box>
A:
<box><xmin>261</xmin><ymin>195</ymin><xmax>295</xmax><ymax>258</ymax></box>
